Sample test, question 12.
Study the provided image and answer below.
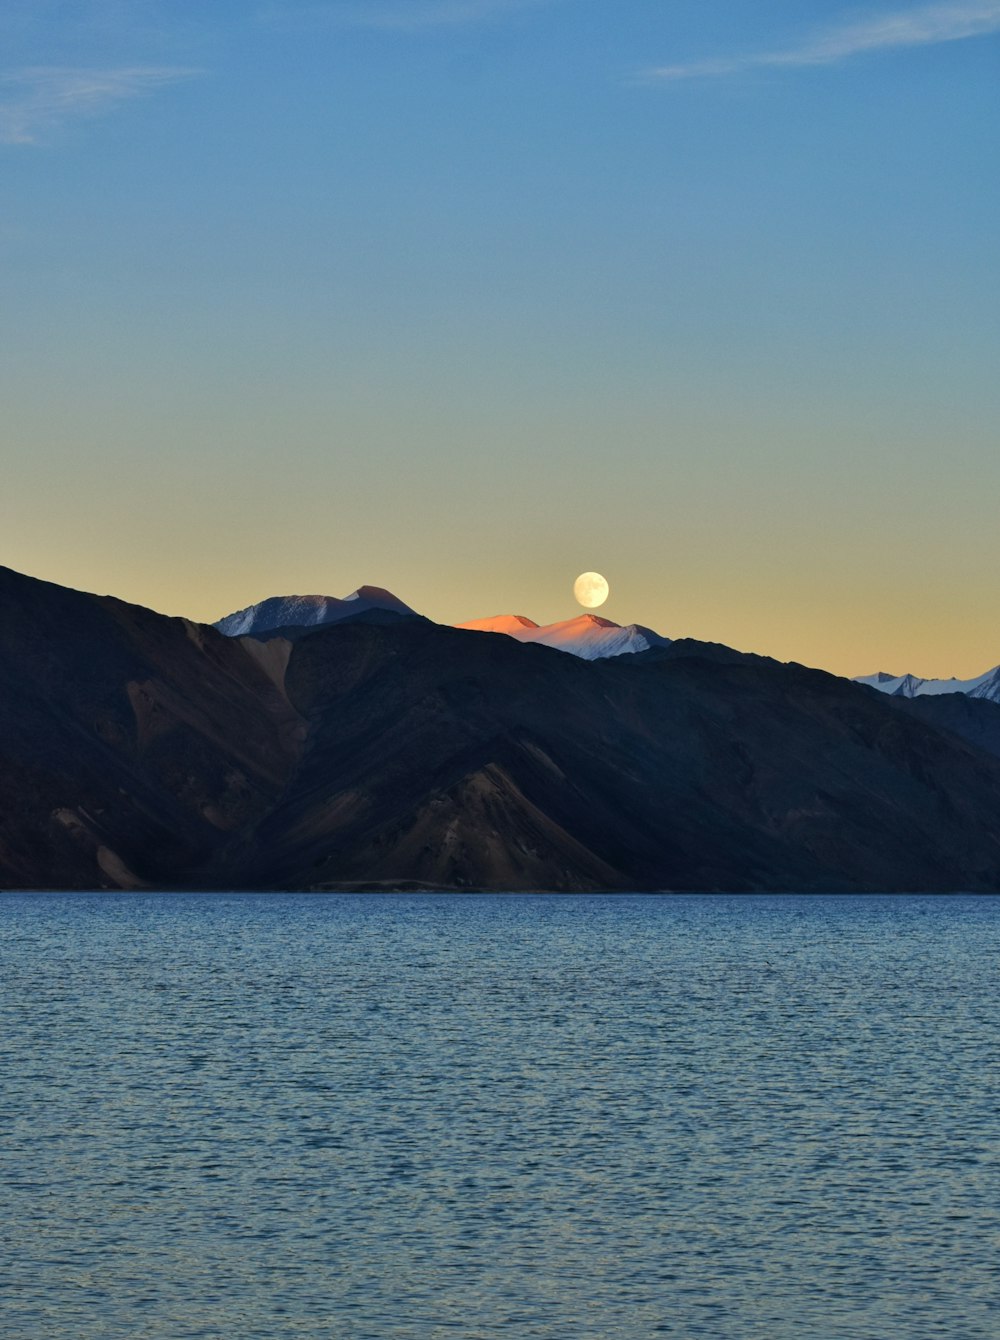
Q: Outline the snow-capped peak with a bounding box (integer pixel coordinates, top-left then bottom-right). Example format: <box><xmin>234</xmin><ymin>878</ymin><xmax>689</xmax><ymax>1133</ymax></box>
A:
<box><xmin>454</xmin><ymin>612</ymin><xmax>671</xmax><ymax>660</ymax></box>
<box><xmin>854</xmin><ymin>665</ymin><xmax>1000</xmax><ymax>704</ymax></box>
<box><xmin>214</xmin><ymin>587</ymin><xmax>416</xmax><ymax>638</ymax></box>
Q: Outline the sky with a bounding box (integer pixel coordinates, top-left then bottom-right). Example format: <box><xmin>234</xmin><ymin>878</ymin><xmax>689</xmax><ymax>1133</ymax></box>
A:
<box><xmin>2</xmin><ymin>0</ymin><xmax>998</xmax><ymax>678</ymax></box>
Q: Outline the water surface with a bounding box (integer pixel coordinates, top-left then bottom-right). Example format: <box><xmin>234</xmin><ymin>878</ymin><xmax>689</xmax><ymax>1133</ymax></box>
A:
<box><xmin>2</xmin><ymin>893</ymin><xmax>998</xmax><ymax>1338</ymax></box>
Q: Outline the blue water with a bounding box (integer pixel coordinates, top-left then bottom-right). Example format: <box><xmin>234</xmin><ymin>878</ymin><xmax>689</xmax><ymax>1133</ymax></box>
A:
<box><xmin>2</xmin><ymin>894</ymin><xmax>999</xmax><ymax>1339</ymax></box>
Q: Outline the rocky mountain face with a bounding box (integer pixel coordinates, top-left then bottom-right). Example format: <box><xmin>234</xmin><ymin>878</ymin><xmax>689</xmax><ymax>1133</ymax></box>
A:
<box><xmin>870</xmin><ymin>689</ymin><xmax>1000</xmax><ymax>764</ymax></box>
<box><xmin>0</xmin><ymin>566</ymin><xmax>303</xmax><ymax>891</ymax></box>
<box><xmin>4</xmin><ymin>564</ymin><xmax>1000</xmax><ymax>892</ymax></box>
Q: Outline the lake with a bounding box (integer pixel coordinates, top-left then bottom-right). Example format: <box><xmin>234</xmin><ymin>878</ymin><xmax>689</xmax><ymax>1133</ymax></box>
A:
<box><xmin>2</xmin><ymin>893</ymin><xmax>998</xmax><ymax>1338</ymax></box>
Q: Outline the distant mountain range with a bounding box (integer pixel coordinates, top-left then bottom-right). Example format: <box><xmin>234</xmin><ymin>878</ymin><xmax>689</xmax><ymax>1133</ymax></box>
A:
<box><xmin>217</xmin><ymin>590</ymin><xmax>1000</xmax><ymax>697</ymax></box>
<box><xmin>4</xmin><ymin>563</ymin><xmax>1000</xmax><ymax>893</ymax></box>
<box><xmin>855</xmin><ymin>667</ymin><xmax>1000</xmax><ymax>705</ymax></box>
<box><xmin>215</xmin><ymin>589</ymin><xmax>671</xmax><ymax>659</ymax></box>
<box><xmin>216</xmin><ymin>589</ymin><xmax>1000</xmax><ymax>693</ymax></box>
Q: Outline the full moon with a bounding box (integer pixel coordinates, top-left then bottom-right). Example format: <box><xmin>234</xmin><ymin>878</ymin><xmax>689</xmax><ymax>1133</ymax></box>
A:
<box><xmin>574</xmin><ymin>571</ymin><xmax>609</xmax><ymax>609</ymax></box>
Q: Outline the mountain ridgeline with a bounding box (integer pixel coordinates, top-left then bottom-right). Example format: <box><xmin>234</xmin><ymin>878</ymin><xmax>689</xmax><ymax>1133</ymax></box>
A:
<box><xmin>214</xmin><ymin>587</ymin><xmax>418</xmax><ymax>638</ymax></box>
<box><xmin>3</xmin><ymin>564</ymin><xmax>1000</xmax><ymax>892</ymax></box>
<box><xmin>854</xmin><ymin>666</ymin><xmax>1000</xmax><ymax>704</ymax></box>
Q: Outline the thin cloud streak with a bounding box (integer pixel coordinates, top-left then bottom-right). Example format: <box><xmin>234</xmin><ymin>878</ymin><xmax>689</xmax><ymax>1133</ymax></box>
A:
<box><xmin>259</xmin><ymin>0</ymin><xmax>553</xmax><ymax>33</ymax></box>
<box><xmin>650</xmin><ymin>1</ymin><xmax>1000</xmax><ymax>81</ymax></box>
<box><xmin>0</xmin><ymin>65</ymin><xmax>200</xmax><ymax>144</ymax></box>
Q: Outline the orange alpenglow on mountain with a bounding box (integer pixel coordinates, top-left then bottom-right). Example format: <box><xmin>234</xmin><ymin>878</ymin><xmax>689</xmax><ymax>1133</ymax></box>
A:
<box><xmin>455</xmin><ymin>613</ymin><xmax>670</xmax><ymax>660</ymax></box>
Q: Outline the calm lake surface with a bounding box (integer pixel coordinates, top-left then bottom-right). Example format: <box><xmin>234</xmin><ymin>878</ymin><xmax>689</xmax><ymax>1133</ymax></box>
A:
<box><xmin>2</xmin><ymin>893</ymin><xmax>999</xmax><ymax>1339</ymax></box>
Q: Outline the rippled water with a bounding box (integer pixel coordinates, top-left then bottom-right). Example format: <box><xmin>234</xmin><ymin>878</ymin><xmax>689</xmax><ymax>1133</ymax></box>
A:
<box><xmin>2</xmin><ymin>894</ymin><xmax>999</xmax><ymax>1339</ymax></box>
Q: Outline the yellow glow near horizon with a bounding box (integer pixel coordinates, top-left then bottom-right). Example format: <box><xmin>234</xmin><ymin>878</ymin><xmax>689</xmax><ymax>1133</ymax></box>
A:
<box><xmin>5</xmin><ymin>371</ymin><xmax>998</xmax><ymax>683</ymax></box>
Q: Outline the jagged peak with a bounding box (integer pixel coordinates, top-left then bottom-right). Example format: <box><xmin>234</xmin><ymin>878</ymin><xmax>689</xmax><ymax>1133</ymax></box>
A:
<box><xmin>345</xmin><ymin>585</ymin><xmax>405</xmax><ymax>604</ymax></box>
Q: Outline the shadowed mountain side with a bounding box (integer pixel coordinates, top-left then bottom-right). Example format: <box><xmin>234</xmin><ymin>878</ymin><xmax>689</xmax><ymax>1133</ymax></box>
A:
<box><xmin>635</xmin><ymin>637</ymin><xmax>767</xmax><ymax>667</ymax></box>
<box><xmin>248</xmin><ymin>620</ymin><xmax>1000</xmax><ymax>892</ymax></box>
<box><xmin>246</xmin><ymin>605</ymin><xmax>426</xmax><ymax>644</ymax></box>
<box><xmin>0</xmin><ymin>567</ymin><xmax>304</xmax><ymax>889</ymax></box>
<box><xmin>873</xmin><ymin>690</ymin><xmax>1000</xmax><ymax>764</ymax></box>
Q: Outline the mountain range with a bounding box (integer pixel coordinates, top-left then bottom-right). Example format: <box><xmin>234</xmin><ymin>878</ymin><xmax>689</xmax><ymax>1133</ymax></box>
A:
<box><xmin>855</xmin><ymin>666</ymin><xmax>1000</xmax><ymax>705</ymax></box>
<box><xmin>213</xmin><ymin>590</ymin><xmax>669</xmax><ymax>659</ymax></box>
<box><xmin>4</xmin><ymin>564</ymin><xmax>1000</xmax><ymax>893</ymax></box>
<box><xmin>216</xmin><ymin>588</ymin><xmax>1000</xmax><ymax>697</ymax></box>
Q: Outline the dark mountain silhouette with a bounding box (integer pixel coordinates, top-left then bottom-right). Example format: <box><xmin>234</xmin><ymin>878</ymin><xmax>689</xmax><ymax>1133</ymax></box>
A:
<box><xmin>873</xmin><ymin>689</ymin><xmax>1000</xmax><ymax>764</ymax></box>
<box><xmin>3</xmin><ymin>564</ymin><xmax>1000</xmax><ymax>892</ymax></box>
<box><xmin>0</xmin><ymin>567</ymin><xmax>303</xmax><ymax>890</ymax></box>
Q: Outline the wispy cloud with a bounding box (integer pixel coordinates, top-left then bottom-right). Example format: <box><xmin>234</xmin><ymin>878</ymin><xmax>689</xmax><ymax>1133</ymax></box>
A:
<box><xmin>259</xmin><ymin>0</ymin><xmax>552</xmax><ymax>33</ymax></box>
<box><xmin>0</xmin><ymin>65</ymin><xmax>200</xmax><ymax>145</ymax></box>
<box><xmin>650</xmin><ymin>1</ymin><xmax>1000</xmax><ymax>81</ymax></box>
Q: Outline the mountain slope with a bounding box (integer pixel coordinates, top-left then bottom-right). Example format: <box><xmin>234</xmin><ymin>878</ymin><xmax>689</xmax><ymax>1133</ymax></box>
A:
<box><xmin>870</xmin><ymin>689</ymin><xmax>1000</xmax><ymax>764</ymax></box>
<box><xmin>0</xmin><ymin>566</ymin><xmax>304</xmax><ymax>890</ymax></box>
<box><xmin>250</xmin><ymin>620</ymin><xmax>1000</xmax><ymax>892</ymax></box>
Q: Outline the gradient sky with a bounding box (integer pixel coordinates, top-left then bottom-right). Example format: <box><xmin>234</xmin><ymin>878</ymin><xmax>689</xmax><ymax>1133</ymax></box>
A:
<box><xmin>2</xmin><ymin>0</ymin><xmax>998</xmax><ymax>677</ymax></box>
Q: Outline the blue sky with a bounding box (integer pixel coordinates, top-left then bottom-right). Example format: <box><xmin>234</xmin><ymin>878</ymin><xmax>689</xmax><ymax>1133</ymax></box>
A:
<box><xmin>2</xmin><ymin>1</ymin><xmax>998</xmax><ymax>675</ymax></box>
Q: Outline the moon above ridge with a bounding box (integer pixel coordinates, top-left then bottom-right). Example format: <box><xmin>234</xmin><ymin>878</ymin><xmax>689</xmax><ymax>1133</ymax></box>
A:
<box><xmin>574</xmin><ymin>572</ymin><xmax>609</xmax><ymax>609</ymax></box>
